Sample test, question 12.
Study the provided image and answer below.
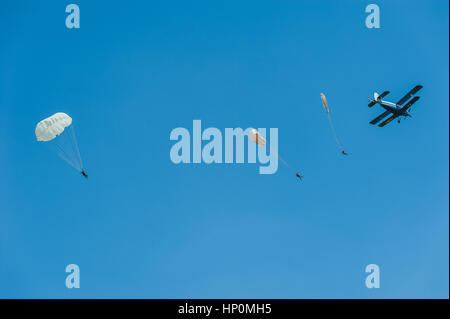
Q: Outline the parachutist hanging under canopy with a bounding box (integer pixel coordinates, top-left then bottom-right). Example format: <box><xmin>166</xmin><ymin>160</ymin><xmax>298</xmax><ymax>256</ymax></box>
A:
<box><xmin>35</xmin><ymin>112</ymin><xmax>86</xmax><ymax>176</ymax></box>
<box><xmin>248</xmin><ymin>129</ymin><xmax>304</xmax><ymax>181</ymax></box>
<box><xmin>320</xmin><ymin>93</ymin><xmax>348</xmax><ymax>156</ymax></box>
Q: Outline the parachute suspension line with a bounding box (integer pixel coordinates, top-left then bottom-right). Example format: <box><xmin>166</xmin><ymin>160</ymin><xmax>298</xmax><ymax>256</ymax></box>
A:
<box><xmin>53</xmin><ymin>142</ymin><xmax>79</xmax><ymax>170</ymax></box>
<box><xmin>278</xmin><ymin>155</ymin><xmax>296</xmax><ymax>174</ymax></box>
<box><xmin>278</xmin><ymin>155</ymin><xmax>303</xmax><ymax>180</ymax></box>
<box><xmin>67</xmin><ymin>125</ymin><xmax>83</xmax><ymax>169</ymax></box>
<box><xmin>68</xmin><ymin>125</ymin><xmax>82</xmax><ymax>166</ymax></box>
<box><xmin>327</xmin><ymin>113</ymin><xmax>344</xmax><ymax>151</ymax></box>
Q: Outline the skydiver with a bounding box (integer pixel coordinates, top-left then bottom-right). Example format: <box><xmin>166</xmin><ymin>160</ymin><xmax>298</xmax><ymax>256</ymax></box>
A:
<box><xmin>81</xmin><ymin>170</ymin><xmax>88</xmax><ymax>179</ymax></box>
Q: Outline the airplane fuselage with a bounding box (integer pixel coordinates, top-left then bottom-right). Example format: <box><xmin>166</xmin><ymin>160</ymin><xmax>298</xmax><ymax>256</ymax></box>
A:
<box><xmin>373</xmin><ymin>99</ymin><xmax>411</xmax><ymax>117</ymax></box>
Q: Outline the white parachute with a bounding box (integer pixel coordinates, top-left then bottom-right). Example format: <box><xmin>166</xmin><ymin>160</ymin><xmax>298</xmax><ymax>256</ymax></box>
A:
<box><xmin>35</xmin><ymin>113</ymin><xmax>84</xmax><ymax>172</ymax></box>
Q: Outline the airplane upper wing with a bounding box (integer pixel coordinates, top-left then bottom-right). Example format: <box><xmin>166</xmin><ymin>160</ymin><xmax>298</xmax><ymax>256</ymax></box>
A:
<box><xmin>396</xmin><ymin>85</ymin><xmax>423</xmax><ymax>106</ymax></box>
<box><xmin>370</xmin><ymin>110</ymin><xmax>391</xmax><ymax>125</ymax></box>
<box><xmin>401</xmin><ymin>96</ymin><xmax>420</xmax><ymax>111</ymax></box>
<box><xmin>378</xmin><ymin>115</ymin><xmax>396</xmax><ymax>127</ymax></box>
<box><xmin>378</xmin><ymin>91</ymin><xmax>390</xmax><ymax>100</ymax></box>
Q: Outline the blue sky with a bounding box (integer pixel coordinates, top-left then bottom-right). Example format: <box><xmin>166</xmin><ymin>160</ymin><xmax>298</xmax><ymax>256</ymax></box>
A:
<box><xmin>0</xmin><ymin>0</ymin><xmax>448</xmax><ymax>298</ymax></box>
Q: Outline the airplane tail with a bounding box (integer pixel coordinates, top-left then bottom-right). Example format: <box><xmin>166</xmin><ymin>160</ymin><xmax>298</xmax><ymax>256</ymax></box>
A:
<box><xmin>369</xmin><ymin>90</ymin><xmax>390</xmax><ymax>107</ymax></box>
<box><xmin>368</xmin><ymin>92</ymin><xmax>379</xmax><ymax>107</ymax></box>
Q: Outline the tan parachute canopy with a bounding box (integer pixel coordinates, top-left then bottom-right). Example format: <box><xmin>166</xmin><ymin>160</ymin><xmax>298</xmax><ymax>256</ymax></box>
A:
<box><xmin>248</xmin><ymin>129</ymin><xmax>266</xmax><ymax>146</ymax></box>
<box><xmin>320</xmin><ymin>93</ymin><xmax>329</xmax><ymax>113</ymax></box>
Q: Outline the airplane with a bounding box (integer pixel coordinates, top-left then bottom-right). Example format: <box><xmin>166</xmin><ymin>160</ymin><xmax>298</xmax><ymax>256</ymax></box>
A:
<box><xmin>368</xmin><ymin>85</ymin><xmax>423</xmax><ymax>127</ymax></box>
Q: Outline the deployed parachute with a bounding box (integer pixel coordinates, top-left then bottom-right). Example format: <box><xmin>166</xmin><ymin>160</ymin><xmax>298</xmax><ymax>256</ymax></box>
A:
<box><xmin>35</xmin><ymin>113</ymin><xmax>86</xmax><ymax>176</ymax></box>
<box><xmin>249</xmin><ymin>129</ymin><xmax>303</xmax><ymax>180</ymax></box>
<box><xmin>320</xmin><ymin>93</ymin><xmax>330</xmax><ymax>113</ymax></box>
<box><xmin>320</xmin><ymin>93</ymin><xmax>348</xmax><ymax>156</ymax></box>
<box><xmin>248</xmin><ymin>129</ymin><xmax>266</xmax><ymax>146</ymax></box>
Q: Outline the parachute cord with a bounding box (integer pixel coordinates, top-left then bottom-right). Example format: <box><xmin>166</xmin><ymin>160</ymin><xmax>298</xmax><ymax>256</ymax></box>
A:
<box><xmin>278</xmin><ymin>154</ymin><xmax>300</xmax><ymax>175</ymax></box>
<box><xmin>53</xmin><ymin>142</ymin><xmax>79</xmax><ymax>170</ymax></box>
<box><xmin>68</xmin><ymin>125</ymin><xmax>83</xmax><ymax>169</ymax></box>
<box><xmin>327</xmin><ymin>113</ymin><xmax>344</xmax><ymax>151</ymax></box>
<box><xmin>70</xmin><ymin>125</ymin><xmax>83</xmax><ymax>168</ymax></box>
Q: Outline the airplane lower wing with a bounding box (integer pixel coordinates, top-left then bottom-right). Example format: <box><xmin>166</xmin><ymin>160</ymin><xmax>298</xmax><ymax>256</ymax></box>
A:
<box><xmin>378</xmin><ymin>115</ymin><xmax>396</xmax><ymax>127</ymax></box>
<box><xmin>370</xmin><ymin>110</ymin><xmax>391</xmax><ymax>125</ymax></box>
<box><xmin>401</xmin><ymin>96</ymin><xmax>420</xmax><ymax>111</ymax></box>
<box><xmin>396</xmin><ymin>85</ymin><xmax>423</xmax><ymax>106</ymax></box>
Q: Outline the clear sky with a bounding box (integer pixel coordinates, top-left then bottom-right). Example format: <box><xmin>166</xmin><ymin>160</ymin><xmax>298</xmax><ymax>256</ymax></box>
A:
<box><xmin>0</xmin><ymin>0</ymin><xmax>448</xmax><ymax>298</ymax></box>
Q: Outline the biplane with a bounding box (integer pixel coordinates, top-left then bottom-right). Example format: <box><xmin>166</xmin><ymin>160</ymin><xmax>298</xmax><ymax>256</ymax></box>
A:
<box><xmin>368</xmin><ymin>85</ymin><xmax>423</xmax><ymax>127</ymax></box>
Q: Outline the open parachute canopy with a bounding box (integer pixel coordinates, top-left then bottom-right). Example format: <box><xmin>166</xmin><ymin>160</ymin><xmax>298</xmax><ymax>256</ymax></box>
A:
<box><xmin>35</xmin><ymin>112</ymin><xmax>84</xmax><ymax>172</ymax></box>
<box><xmin>35</xmin><ymin>112</ymin><xmax>72</xmax><ymax>142</ymax></box>
<box><xmin>248</xmin><ymin>129</ymin><xmax>266</xmax><ymax>146</ymax></box>
<box><xmin>320</xmin><ymin>93</ymin><xmax>329</xmax><ymax>113</ymax></box>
